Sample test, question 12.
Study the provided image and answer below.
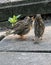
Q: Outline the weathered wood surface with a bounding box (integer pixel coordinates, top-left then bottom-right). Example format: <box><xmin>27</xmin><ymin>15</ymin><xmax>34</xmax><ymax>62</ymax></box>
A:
<box><xmin>0</xmin><ymin>53</ymin><xmax>51</xmax><ymax>65</ymax></box>
<box><xmin>0</xmin><ymin>0</ymin><xmax>51</xmax><ymax>21</ymax></box>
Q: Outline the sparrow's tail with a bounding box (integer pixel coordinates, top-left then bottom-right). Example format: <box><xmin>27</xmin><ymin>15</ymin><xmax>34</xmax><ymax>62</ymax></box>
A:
<box><xmin>0</xmin><ymin>30</ymin><xmax>15</xmax><ymax>41</ymax></box>
<box><xmin>0</xmin><ymin>35</ymin><xmax>5</xmax><ymax>41</ymax></box>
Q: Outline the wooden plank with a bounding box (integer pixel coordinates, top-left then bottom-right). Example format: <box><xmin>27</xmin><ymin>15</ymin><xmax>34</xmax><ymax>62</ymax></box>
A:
<box><xmin>0</xmin><ymin>0</ymin><xmax>51</xmax><ymax>21</ymax></box>
<box><xmin>0</xmin><ymin>53</ymin><xmax>51</xmax><ymax>65</ymax></box>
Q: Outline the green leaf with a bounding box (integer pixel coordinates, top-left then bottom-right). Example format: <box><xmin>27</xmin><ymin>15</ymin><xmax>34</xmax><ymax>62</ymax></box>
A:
<box><xmin>8</xmin><ymin>16</ymin><xmax>17</xmax><ymax>24</ymax></box>
<box><xmin>8</xmin><ymin>14</ymin><xmax>21</xmax><ymax>25</ymax></box>
<box><xmin>13</xmin><ymin>15</ymin><xmax>17</xmax><ymax>20</ymax></box>
<box><xmin>16</xmin><ymin>14</ymin><xmax>21</xmax><ymax>18</ymax></box>
<box><xmin>8</xmin><ymin>18</ymin><xmax>13</xmax><ymax>23</ymax></box>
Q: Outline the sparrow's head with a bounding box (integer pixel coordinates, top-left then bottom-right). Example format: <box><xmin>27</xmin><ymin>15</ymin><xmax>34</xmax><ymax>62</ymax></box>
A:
<box><xmin>36</xmin><ymin>14</ymin><xmax>42</xmax><ymax>21</ymax></box>
<box><xmin>24</xmin><ymin>16</ymin><xmax>30</xmax><ymax>20</ymax></box>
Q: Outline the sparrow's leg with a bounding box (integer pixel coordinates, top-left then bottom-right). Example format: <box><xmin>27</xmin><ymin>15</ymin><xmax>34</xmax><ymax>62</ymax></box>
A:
<box><xmin>40</xmin><ymin>36</ymin><xmax>42</xmax><ymax>40</ymax></box>
<box><xmin>34</xmin><ymin>36</ymin><xmax>40</xmax><ymax>44</ymax></box>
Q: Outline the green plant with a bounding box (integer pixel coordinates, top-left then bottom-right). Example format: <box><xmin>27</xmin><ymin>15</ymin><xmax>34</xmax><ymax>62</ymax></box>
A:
<box><xmin>8</xmin><ymin>15</ymin><xmax>21</xmax><ymax>26</ymax></box>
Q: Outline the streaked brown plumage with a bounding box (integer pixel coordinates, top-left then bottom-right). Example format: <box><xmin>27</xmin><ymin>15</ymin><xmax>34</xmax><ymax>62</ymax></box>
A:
<box><xmin>0</xmin><ymin>16</ymin><xmax>34</xmax><ymax>40</ymax></box>
<box><xmin>34</xmin><ymin>14</ymin><xmax>45</xmax><ymax>40</ymax></box>
<box><xmin>12</xmin><ymin>16</ymin><xmax>33</xmax><ymax>39</ymax></box>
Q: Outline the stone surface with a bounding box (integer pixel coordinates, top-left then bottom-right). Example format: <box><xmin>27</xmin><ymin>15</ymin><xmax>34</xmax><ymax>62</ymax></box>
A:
<box><xmin>0</xmin><ymin>52</ymin><xmax>51</xmax><ymax>65</ymax></box>
<box><xmin>0</xmin><ymin>22</ymin><xmax>51</xmax><ymax>51</ymax></box>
